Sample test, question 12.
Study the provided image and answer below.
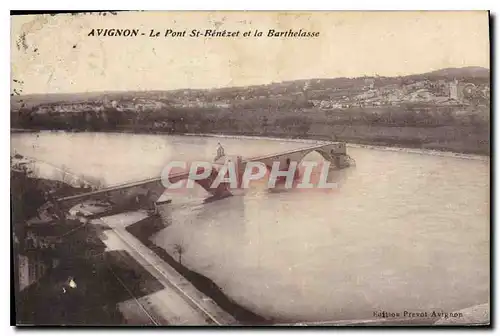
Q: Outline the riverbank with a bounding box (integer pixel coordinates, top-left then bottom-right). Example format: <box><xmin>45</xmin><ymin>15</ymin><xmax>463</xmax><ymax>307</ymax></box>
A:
<box><xmin>11</xmin><ymin>166</ymin><xmax>235</xmax><ymax>325</ymax></box>
<box><xmin>115</xmin><ymin>127</ymin><xmax>490</xmax><ymax>157</ymax></box>
<box><xmin>12</xmin><ymin>128</ymin><xmax>490</xmax><ymax>159</ymax></box>
<box><xmin>112</xmin><ymin>122</ymin><xmax>490</xmax><ymax>156</ymax></box>
<box><xmin>11</xmin><ymin>128</ymin><xmax>38</xmax><ymax>133</ymax></box>
<box><xmin>126</xmin><ymin>215</ymin><xmax>272</xmax><ymax>325</ymax></box>
<box><xmin>181</xmin><ymin>132</ymin><xmax>489</xmax><ymax>161</ymax></box>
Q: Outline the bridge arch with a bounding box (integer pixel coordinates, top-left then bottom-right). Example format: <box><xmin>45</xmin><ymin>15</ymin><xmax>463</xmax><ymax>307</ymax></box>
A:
<box><xmin>258</xmin><ymin>148</ymin><xmax>338</xmax><ymax>172</ymax></box>
<box><xmin>165</xmin><ymin>164</ymin><xmax>233</xmax><ymax>197</ymax></box>
<box><xmin>251</xmin><ymin>146</ymin><xmax>349</xmax><ymax>188</ymax></box>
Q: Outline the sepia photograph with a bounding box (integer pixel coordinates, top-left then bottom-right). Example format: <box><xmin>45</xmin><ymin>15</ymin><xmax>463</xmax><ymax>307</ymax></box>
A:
<box><xmin>10</xmin><ymin>11</ymin><xmax>490</xmax><ymax>326</ymax></box>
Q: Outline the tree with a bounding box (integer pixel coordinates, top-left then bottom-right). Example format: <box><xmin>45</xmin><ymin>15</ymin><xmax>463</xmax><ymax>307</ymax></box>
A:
<box><xmin>173</xmin><ymin>243</ymin><xmax>185</xmax><ymax>265</ymax></box>
<box><xmin>261</xmin><ymin>116</ymin><xmax>269</xmax><ymax>134</ymax></box>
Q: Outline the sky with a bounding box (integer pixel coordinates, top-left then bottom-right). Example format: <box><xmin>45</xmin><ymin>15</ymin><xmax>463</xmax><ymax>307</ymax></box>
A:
<box><xmin>11</xmin><ymin>11</ymin><xmax>490</xmax><ymax>95</ymax></box>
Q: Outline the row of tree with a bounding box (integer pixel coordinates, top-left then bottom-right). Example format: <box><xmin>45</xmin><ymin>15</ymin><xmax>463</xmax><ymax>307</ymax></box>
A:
<box><xmin>11</xmin><ymin>102</ymin><xmax>489</xmax><ymax>138</ymax></box>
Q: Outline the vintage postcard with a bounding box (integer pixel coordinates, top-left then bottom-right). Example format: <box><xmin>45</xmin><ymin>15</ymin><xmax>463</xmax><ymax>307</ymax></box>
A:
<box><xmin>11</xmin><ymin>11</ymin><xmax>490</xmax><ymax>326</ymax></box>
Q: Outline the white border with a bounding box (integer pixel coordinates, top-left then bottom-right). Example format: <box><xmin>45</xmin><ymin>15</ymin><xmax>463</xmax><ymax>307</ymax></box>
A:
<box><xmin>3</xmin><ymin>2</ymin><xmax>497</xmax><ymax>336</ymax></box>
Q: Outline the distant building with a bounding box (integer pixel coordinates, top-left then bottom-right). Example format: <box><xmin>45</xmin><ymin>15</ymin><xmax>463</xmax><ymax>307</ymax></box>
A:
<box><xmin>364</xmin><ymin>78</ymin><xmax>375</xmax><ymax>89</ymax></box>
<box><xmin>449</xmin><ymin>80</ymin><xmax>459</xmax><ymax>100</ymax></box>
<box><xmin>103</xmin><ymin>95</ymin><xmax>110</xmax><ymax>107</ymax></box>
<box><xmin>410</xmin><ymin>89</ymin><xmax>433</xmax><ymax>101</ymax></box>
<box><xmin>481</xmin><ymin>86</ymin><xmax>490</xmax><ymax>99</ymax></box>
<box><xmin>356</xmin><ymin>90</ymin><xmax>377</xmax><ymax>101</ymax></box>
<box><xmin>438</xmin><ymin>79</ymin><xmax>446</xmax><ymax>86</ymax></box>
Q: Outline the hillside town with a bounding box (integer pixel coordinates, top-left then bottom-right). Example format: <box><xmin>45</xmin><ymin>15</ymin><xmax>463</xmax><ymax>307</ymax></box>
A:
<box><xmin>309</xmin><ymin>78</ymin><xmax>489</xmax><ymax>110</ymax></box>
<box><xmin>11</xmin><ymin>68</ymin><xmax>491</xmax><ymax>155</ymax></box>
<box><xmin>12</xmin><ymin>71</ymin><xmax>490</xmax><ymax>119</ymax></box>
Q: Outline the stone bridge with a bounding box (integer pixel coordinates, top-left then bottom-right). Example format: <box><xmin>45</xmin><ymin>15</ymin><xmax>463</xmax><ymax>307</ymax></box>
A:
<box><xmin>245</xmin><ymin>141</ymin><xmax>347</xmax><ymax>171</ymax></box>
<box><xmin>55</xmin><ymin>142</ymin><xmax>349</xmax><ymax>213</ymax></box>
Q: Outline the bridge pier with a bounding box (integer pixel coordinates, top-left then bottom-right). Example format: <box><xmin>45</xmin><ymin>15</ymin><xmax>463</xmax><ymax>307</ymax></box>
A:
<box><xmin>315</xmin><ymin>143</ymin><xmax>351</xmax><ymax>169</ymax></box>
<box><xmin>249</xmin><ymin>142</ymin><xmax>350</xmax><ymax>170</ymax></box>
<box><xmin>54</xmin><ymin>142</ymin><xmax>351</xmax><ymax>213</ymax></box>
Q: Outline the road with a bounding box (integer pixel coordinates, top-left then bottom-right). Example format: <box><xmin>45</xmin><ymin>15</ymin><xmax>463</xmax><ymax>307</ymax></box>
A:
<box><xmin>91</xmin><ymin>211</ymin><xmax>238</xmax><ymax>326</ymax></box>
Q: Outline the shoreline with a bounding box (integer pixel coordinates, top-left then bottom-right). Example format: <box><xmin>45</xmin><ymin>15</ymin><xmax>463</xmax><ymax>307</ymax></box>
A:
<box><xmin>12</xmin><ymin>128</ymin><xmax>489</xmax><ymax>160</ymax></box>
<box><xmin>182</xmin><ymin>132</ymin><xmax>489</xmax><ymax>161</ymax></box>
<box><xmin>126</xmin><ymin>215</ymin><xmax>272</xmax><ymax>325</ymax></box>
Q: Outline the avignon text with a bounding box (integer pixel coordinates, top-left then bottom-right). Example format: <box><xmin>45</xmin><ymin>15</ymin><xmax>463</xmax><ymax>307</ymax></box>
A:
<box><xmin>87</xmin><ymin>28</ymin><xmax>320</xmax><ymax>38</ymax></box>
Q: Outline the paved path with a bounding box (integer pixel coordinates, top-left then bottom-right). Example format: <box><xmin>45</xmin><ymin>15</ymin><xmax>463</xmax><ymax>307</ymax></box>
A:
<box><xmin>94</xmin><ymin>211</ymin><xmax>238</xmax><ymax>326</ymax></box>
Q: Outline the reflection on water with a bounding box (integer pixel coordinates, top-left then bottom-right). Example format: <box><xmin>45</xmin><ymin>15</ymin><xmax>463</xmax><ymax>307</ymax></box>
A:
<box><xmin>12</xmin><ymin>132</ymin><xmax>490</xmax><ymax>323</ymax></box>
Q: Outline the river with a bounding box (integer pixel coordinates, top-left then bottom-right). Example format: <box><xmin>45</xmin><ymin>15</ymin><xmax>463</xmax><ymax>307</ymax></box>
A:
<box><xmin>11</xmin><ymin>131</ymin><xmax>490</xmax><ymax>323</ymax></box>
